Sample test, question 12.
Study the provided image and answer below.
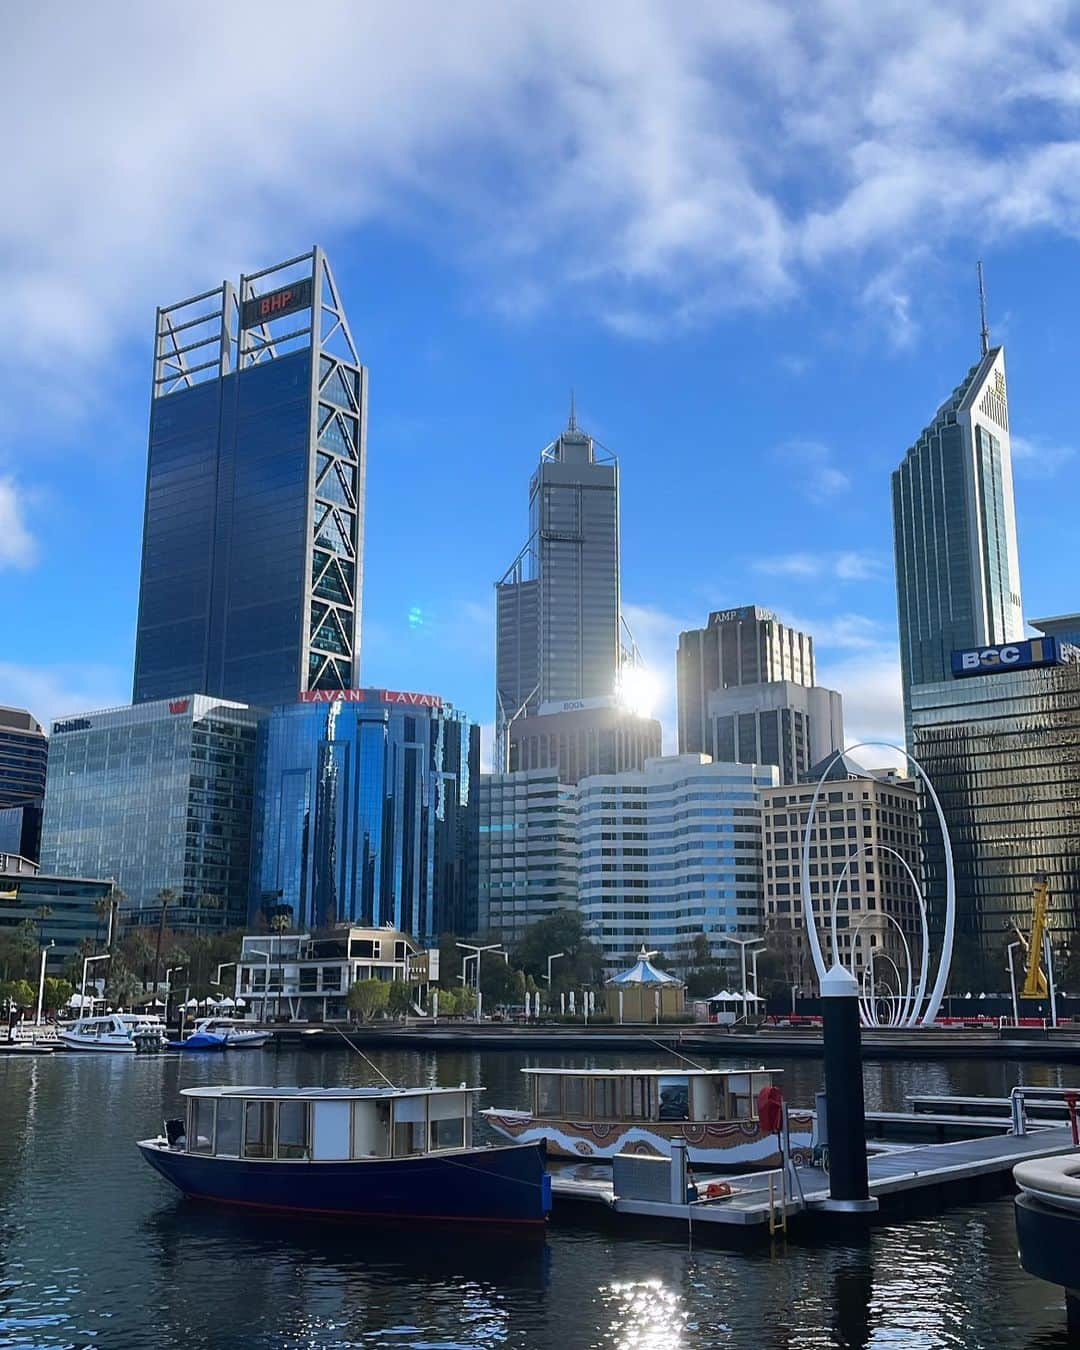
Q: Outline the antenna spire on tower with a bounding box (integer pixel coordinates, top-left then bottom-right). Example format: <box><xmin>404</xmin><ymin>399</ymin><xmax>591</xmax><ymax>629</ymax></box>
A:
<box><xmin>977</xmin><ymin>260</ymin><xmax>990</xmax><ymax>357</ymax></box>
<box><xmin>568</xmin><ymin>388</ymin><xmax>577</xmax><ymax>432</ymax></box>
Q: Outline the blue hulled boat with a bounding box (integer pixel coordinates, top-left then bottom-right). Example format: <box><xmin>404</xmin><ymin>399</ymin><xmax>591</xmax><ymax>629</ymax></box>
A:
<box><xmin>138</xmin><ymin>1084</ymin><xmax>550</xmax><ymax>1228</ymax></box>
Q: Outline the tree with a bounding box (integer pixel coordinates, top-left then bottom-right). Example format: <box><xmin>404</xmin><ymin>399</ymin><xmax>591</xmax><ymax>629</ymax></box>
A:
<box><xmin>0</xmin><ymin>979</ymin><xmax>36</xmax><ymax>1009</ymax></box>
<box><xmin>513</xmin><ymin>910</ymin><xmax>604</xmax><ymax>991</ymax></box>
<box><xmin>106</xmin><ymin>885</ymin><xmax>126</xmax><ymax>953</ymax></box>
<box><xmin>151</xmin><ymin>888</ymin><xmax>178</xmax><ymax>991</ymax></box>
<box><xmin>34</xmin><ymin>905</ymin><xmax>53</xmax><ymax>947</ymax></box>
<box><xmin>105</xmin><ymin>961</ymin><xmax>142</xmax><ymax>1009</ymax></box>
<box><xmin>387</xmin><ymin>980</ymin><xmax>413</xmax><ymax>1017</ymax></box>
<box><xmin>93</xmin><ymin>895</ymin><xmax>112</xmax><ymax>947</ymax></box>
<box><xmin>348</xmin><ymin>979</ymin><xmax>390</xmax><ymax>1022</ymax></box>
<box><xmin>42</xmin><ymin>977</ymin><xmax>73</xmax><ymax>1013</ymax></box>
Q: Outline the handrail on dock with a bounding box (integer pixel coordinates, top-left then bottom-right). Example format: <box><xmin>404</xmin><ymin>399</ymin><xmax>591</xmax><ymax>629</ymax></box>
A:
<box><xmin>1010</xmin><ymin>1086</ymin><xmax>1080</xmax><ymax>1142</ymax></box>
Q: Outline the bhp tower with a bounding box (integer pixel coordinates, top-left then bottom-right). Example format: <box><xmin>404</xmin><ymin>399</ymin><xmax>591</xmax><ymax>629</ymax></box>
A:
<box><xmin>133</xmin><ymin>248</ymin><xmax>367</xmax><ymax>710</ymax></box>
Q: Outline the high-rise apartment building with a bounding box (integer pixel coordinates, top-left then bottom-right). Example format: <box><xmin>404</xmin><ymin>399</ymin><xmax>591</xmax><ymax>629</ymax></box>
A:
<box><xmin>677</xmin><ymin>608</ymin><xmax>842</xmax><ymax>784</ymax></box>
<box><xmin>762</xmin><ymin>757</ymin><xmax>920</xmax><ymax>986</ymax></box>
<box><xmin>133</xmin><ymin>248</ymin><xmax>367</xmax><ymax>710</ymax></box>
<box><xmin>476</xmin><ymin>769</ymin><xmax>579</xmax><ymax>944</ymax></box>
<box><xmin>252</xmin><ymin>690</ymin><xmax>479</xmax><ymax>941</ymax></box>
<box><xmin>495</xmin><ymin>408</ymin><xmax>621</xmax><ymax>743</ymax></box>
<box><xmin>911</xmin><ymin>647</ymin><xmax>1080</xmax><ymax>961</ymax></box>
<box><xmin>892</xmin><ymin>343</ymin><xmax>1023</xmax><ymax>741</ymax></box>
<box><xmin>578</xmin><ymin>755</ymin><xmax>776</xmax><ymax>974</ymax></box>
<box><xmin>39</xmin><ymin>696</ymin><xmax>260</xmax><ymax>929</ymax></box>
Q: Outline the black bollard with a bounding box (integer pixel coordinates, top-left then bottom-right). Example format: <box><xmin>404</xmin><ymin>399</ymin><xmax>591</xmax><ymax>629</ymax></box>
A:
<box><xmin>821</xmin><ymin>963</ymin><xmax>875</xmax><ymax>1211</ymax></box>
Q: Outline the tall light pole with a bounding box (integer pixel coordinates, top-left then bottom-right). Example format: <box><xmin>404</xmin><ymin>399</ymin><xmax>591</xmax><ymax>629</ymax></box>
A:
<box><xmin>1007</xmin><ymin>940</ymin><xmax>1022</xmax><ymax>1027</ymax></box>
<box><xmin>716</xmin><ymin>935</ymin><xmax>765</xmax><ymax>1004</ymax></box>
<box><xmin>544</xmin><ymin>952</ymin><xmax>565</xmax><ymax>988</ymax></box>
<box><xmin>81</xmin><ymin>953</ymin><xmax>110</xmax><ymax>1014</ymax></box>
<box><xmin>456</xmin><ymin>942</ymin><xmax>505</xmax><ymax>1022</ymax></box>
<box><xmin>35</xmin><ymin>940</ymin><xmax>55</xmax><ymax>1026</ymax></box>
<box><xmin>164</xmin><ymin>965</ymin><xmax>185</xmax><ymax>1027</ymax></box>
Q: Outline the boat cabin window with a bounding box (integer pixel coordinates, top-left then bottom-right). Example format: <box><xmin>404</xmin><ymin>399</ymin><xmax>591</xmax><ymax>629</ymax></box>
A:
<box><xmin>628</xmin><ymin>1077</ymin><xmax>652</xmax><ymax>1119</ymax></box>
<box><xmin>187</xmin><ymin>1097</ymin><xmax>215</xmax><ymax>1154</ymax></box>
<box><xmin>351</xmin><ymin>1099</ymin><xmax>392</xmax><ymax>1158</ymax></box>
<box><xmin>428</xmin><ymin>1092</ymin><xmax>468</xmax><ymax>1151</ymax></box>
<box><xmin>277</xmin><ymin>1101</ymin><xmax>311</xmax><ymax>1160</ymax></box>
<box><xmin>392</xmin><ymin>1095</ymin><xmax>427</xmax><ymax>1156</ymax></box>
<box><xmin>215</xmin><ymin>1098</ymin><xmax>243</xmax><ymax>1156</ymax></box>
<box><xmin>243</xmin><ymin>1101</ymin><xmax>275</xmax><ymax>1159</ymax></box>
<box><xmin>535</xmin><ymin>1075</ymin><xmax>561</xmax><ymax>1118</ymax></box>
<box><xmin>563</xmin><ymin>1077</ymin><xmax>587</xmax><ymax>1118</ymax></box>
<box><xmin>657</xmin><ymin>1077</ymin><xmax>690</xmax><ymax>1122</ymax></box>
<box><xmin>593</xmin><ymin>1077</ymin><xmax>620</xmax><ymax>1118</ymax></box>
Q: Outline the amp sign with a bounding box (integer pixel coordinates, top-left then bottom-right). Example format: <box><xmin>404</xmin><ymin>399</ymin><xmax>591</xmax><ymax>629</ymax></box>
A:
<box><xmin>951</xmin><ymin>637</ymin><xmax>1064</xmax><ymax>678</ymax></box>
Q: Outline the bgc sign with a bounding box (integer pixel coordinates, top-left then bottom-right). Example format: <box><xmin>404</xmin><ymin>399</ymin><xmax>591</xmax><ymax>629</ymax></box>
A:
<box><xmin>951</xmin><ymin>636</ymin><xmax>1064</xmax><ymax>678</ymax></box>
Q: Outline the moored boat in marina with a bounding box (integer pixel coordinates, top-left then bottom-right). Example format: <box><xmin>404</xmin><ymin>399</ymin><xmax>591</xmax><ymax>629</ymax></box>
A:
<box><xmin>58</xmin><ymin>1013</ymin><xmax>168</xmax><ymax>1053</ymax></box>
<box><xmin>138</xmin><ymin>1084</ymin><xmax>551</xmax><ymax>1227</ymax></box>
<box><xmin>188</xmin><ymin>1017</ymin><xmax>271</xmax><ymax>1048</ymax></box>
<box><xmin>482</xmin><ymin>1066</ymin><xmax>814</xmax><ymax>1168</ymax></box>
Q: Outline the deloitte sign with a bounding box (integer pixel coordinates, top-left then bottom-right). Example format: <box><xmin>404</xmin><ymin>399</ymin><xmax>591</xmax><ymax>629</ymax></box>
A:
<box><xmin>951</xmin><ymin>636</ymin><xmax>1066</xmax><ymax>678</ymax></box>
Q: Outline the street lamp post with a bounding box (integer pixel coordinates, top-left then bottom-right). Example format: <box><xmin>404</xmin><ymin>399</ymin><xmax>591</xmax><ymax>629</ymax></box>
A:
<box><xmin>1044</xmin><ymin>931</ymin><xmax>1058</xmax><ymax>1029</ymax></box>
<box><xmin>790</xmin><ymin>984</ymin><xmax>800</xmax><ymax>1016</ymax></box>
<box><xmin>544</xmin><ymin>952</ymin><xmax>565</xmax><ymax>989</ymax></box>
<box><xmin>1007</xmin><ymin>941</ymin><xmax>1022</xmax><ymax>1027</ymax></box>
<box><xmin>164</xmin><ymin>965</ymin><xmax>185</xmax><ymax>1028</ymax></box>
<box><xmin>34</xmin><ymin>941</ymin><xmax>55</xmax><ymax>1026</ymax></box>
<box><xmin>81</xmin><ymin>953</ymin><xmax>110</xmax><ymax>1014</ymax></box>
<box><xmin>456</xmin><ymin>942</ymin><xmax>505</xmax><ymax>1022</ymax></box>
<box><xmin>716</xmin><ymin>935</ymin><xmax>765</xmax><ymax>1012</ymax></box>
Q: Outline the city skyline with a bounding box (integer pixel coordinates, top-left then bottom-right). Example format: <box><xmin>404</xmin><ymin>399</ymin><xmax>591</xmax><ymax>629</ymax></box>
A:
<box><xmin>4</xmin><ymin>8</ymin><xmax>1080</xmax><ymax>770</ymax></box>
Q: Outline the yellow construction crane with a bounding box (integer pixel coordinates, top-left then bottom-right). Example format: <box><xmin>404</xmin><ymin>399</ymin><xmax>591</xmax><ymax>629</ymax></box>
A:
<box><xmin>1019</xmin><ymin>872</ymin><xmax>1050</xmax><ymax>999</ymax></box>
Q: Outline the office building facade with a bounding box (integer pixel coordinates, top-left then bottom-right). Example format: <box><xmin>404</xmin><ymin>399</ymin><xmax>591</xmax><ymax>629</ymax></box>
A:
<box><xmin>706</xmin><ymin>681</ymin><xmax>844</xmax><ymax>787</ymax></box>
<box><xmin>762</xmin><ymin>759</ymin><xmax>920</xmax><ymax>985</ymax></box>
<box><xmin>252</xmin><ymin>690</ymin><xmax>479</xmax><ymax>942</ymax></box>
<box><xmin>476</xmin><ymin>769</ymin><xmax>579</xmax><ymax>944</ymax></box>
<box><xmin>911</xmin><ymin>658</ymin><xmax>1080</xmax><ymax>959</ymax></box>
<box><xmin>133</xmin><ymin>248</ymin><xmax>367</xmax><ymax>709</ymax></box>
<box><xmin>508</xmin><ymin>701</ymin><xmax>661</xmax><ymax>784</ymax></box>
<box><xmin>495</xmin><ymin>408</ymin><xmax>622</xmax><ymax>755</ymax></box>
<box><xmin>39</xmin><ymin>696</ymin><xmax>260</xmax><ymax>929</ymax></box>
<box><xmin>0</xmin><ymin>707</ymin><xmax>47</xmax><ymax>862</ymax></box>
<box><xmin>0</xmin><ymin>852</ymin><xmax>113</xmax><ymax>971</ymax></box>
<box><xmin>578</xmin><ymin>755</ymin><xmax>776</xmax><ymax>974</ymax></box>
<box><xmin>677</xmin><ymin>607</ymin><xmax>815</xmax><ymax>755</ymax></box>
<box><xmin>892</xmin><ymin>345</ymin><xmax>1024</xmax><ymax>741</ymax></box>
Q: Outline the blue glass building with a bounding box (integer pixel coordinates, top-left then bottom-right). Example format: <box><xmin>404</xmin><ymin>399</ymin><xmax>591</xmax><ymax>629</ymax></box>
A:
<box><xmin>252</xmin><ymin>691</ymin><xmax>479</xmax><ymax>941</ymax></box>
<box><xmin>133</xmin><ymin>249</ymin><xmax>367</xmax><ymax>710</ymax></box>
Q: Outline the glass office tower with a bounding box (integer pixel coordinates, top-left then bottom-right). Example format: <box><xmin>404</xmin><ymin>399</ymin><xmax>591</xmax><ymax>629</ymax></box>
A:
<box><xmin>133</xmin><ymin>248</ymin><xmax>367</xmax><ymax>709</ymax></box>
<box><xmin>892</xmin><ymin>345</ymin><xmax>1023</xmax><ymax>743</ymax></box>
<box><xmin>252</xmin><ymin>691</ymin><xmax>480</xmax><ymax>942</ymax></box>
<box><xmin>495</xmin><ymin>408</ymin><xmax>621</xmax><ymax>742</ymax></box>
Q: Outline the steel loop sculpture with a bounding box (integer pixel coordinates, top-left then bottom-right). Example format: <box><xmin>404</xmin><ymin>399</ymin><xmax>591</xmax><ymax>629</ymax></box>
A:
<box><xmin>799</xmin><ymin>742</ymin><xmax>955</xmax><ymax>1027</ymax></box>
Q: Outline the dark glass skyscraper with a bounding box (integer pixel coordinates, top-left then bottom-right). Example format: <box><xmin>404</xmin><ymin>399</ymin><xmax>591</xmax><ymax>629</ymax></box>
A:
<box><xmin>252</xmin><ymin>691</ymin><xmax>479</xmax><ymax>942</ymax></box>
<box><xmin>133</xmin><ymin>248</ymin><xmax>367</xmax><ymax>709</ymax></box>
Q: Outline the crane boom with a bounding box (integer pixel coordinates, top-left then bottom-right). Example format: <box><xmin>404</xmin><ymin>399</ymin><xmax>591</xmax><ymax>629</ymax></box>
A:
<box><xmin>1021</xmin><ymin>874</ymin><xmax>1050</xmax><ymax>999</ymax></box>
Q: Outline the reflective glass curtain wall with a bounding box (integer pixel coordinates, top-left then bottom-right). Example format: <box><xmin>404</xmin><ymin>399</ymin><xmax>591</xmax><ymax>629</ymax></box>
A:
<box><xmin>252</xmin><ymin>698</ymin><xmax>479</xmax><ymax>942</ymax></box>
<box><xmin>134</xmin><ymin>249</ymin><xmax>367</xmax><ymax>710</ymax></box>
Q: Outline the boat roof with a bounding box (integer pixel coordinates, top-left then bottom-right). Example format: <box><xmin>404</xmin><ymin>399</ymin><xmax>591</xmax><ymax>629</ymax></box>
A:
<box><xmin>180</xmin><ymin>1084</ymin><xmax>482</xmax><ymax>1100</ymax></box>
<box><xmin>520</xmin><ymin>1066</ymin><xmax>780</xmax><ymax>1078</ymax></box>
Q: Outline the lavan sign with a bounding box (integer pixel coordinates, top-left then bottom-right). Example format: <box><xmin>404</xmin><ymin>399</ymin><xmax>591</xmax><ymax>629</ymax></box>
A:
<box><xmin>299</xmin><ymin>688</ymin><xmax>443</xmax><ymax>709</ymax></box>
<box><xmin>951</xmin><ymin>637</ymin><xmax>1064</xmax><ymax>678</ymax></box>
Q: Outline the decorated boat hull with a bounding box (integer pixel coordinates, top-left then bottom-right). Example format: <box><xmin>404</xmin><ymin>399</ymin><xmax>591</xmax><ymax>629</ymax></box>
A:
<box><xmin>137</xmin><ymin>1138</ymin><xmax>551</xmax><ymax>1226</ymax></box>
<box><xmin>480</xmin><ymin>1110</ymin><xmax>814</xmax><ymax>1168</ymax></box>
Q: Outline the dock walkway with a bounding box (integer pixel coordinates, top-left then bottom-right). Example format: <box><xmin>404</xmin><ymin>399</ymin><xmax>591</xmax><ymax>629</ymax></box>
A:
<box><xmin>550</xmin><ymin>1125</ymin><xmax>1078</xmax><ymax>1232</ymax></box>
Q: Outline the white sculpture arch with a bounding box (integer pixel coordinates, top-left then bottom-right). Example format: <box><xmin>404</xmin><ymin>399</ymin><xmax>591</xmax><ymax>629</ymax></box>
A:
<box><xmin>799</xmin><ymin>741</ymin><xmax>955</xmax><ymax>1027</ymax></box>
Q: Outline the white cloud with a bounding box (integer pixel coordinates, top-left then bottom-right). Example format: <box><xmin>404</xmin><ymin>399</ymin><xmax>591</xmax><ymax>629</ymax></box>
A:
<box><xmin>754</xmin><ymin>550</ymin><xmax>884</xmax><ymax>581</ymax></box>
<box><xmin>3</xmin><ymin>1</ymin><xmax>1080</xmax><ymax>402</ymax></box>
<box><xmin>0</xmin><ymin>478</ymin><xmax>36</xmax><ymax>569</ymax></box>
<box><xmin>0</xmin><ymin>662</ymin><xmax>129</xmax><ymax>729</ymax></box>
<box><xmin>775</xmin><ymin>440</ymin><xmax>851</xmax><ymax>503</ymax></box>
<box><xmin>816</xmin><ymin>651</ymin><xmax>905</xmax><ymax>769</ymax></box>
<box><xmin>1011</xmin><ymin>434</ymin><xmax>1076</xmax><ymax>477</ymax></box>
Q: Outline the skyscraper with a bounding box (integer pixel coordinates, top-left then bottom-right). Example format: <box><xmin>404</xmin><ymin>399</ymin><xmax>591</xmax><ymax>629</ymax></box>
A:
<box><xmin>0</xmin><ymin>707</ymin><xmax>48</xmax><ymax>861</ymax></box>
<box><xmin>133</xmin><ymin>248</ymin><xmax>367</xmax><ymax>710</ymax></box>
<box><xmin>892</xmin><ymin>335</ymin><xmax>1023</xmax><ymax>741</ymax></box>
<box><xmin>495</xmin><ymin>405</ymin><xmax>621</xmax><ymax>742</ymax></box>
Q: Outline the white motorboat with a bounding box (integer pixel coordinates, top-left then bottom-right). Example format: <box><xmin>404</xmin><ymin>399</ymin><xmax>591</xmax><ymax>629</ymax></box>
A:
<box><xmin>58</xmin><ymin>1013</ymin><xmax>168</xmax><ymax>1053</ymax></box>
<box><xmin>189</xmin><ymin>1017</ymin><xmax>271</xmax><ymax>1048</ymax></box>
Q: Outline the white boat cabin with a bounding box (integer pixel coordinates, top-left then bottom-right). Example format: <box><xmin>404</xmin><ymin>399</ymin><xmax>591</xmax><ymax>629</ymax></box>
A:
<box><xmin>522</xmin><ymin>1067</ymin><xmax>782</xmax><ymax>1124</ymax></box>
<box><xmin>176</xmin><ymin>1085</ymin><xmax>480</xmax><ymax>1162</ymax></box>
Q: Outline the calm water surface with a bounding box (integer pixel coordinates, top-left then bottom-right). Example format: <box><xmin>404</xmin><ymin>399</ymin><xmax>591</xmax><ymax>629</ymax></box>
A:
<box><xmin>1</xmin><ymin>1046</ymin><xmax>1078</xmax><ymax>1349</ymax></box>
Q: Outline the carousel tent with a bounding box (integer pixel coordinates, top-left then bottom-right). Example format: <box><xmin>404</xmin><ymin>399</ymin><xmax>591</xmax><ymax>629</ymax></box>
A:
<box><xmin>605</xmin><ymin>947</ymin><xmax>685</xmax><ymax>1021</ymax></box>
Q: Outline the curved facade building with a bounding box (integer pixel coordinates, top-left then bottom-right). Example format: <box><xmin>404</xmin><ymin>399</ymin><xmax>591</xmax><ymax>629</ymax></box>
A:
<box><xmin>252</xmin><ymin>691</ymin><xmax>479</xmax><ymax>941</ymax></box>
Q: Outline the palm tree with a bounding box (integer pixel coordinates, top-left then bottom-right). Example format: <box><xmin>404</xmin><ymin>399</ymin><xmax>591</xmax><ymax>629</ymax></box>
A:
<box><xmin>93</xmin><ymin>896</ymin><xmax>111</xmax><ymax>948</ymax></box>
<box><xmin>106</xmin><ymin>885</ymin><xmax>126</xmax><ymax>953</ymax></box>
<box><xmin>269</xmin><ymin>913</ymin><xmax>291</xmax><ymax>1009</ymax></box>
<box><xmin>34</xmin><ymin>905</ymin><xmax>53</xmax><ymax>948</ymax></box>
<box><xmin>151</xmin><ymin>887</ymin><xmax>177</xmax><ymax>992</ymax></box>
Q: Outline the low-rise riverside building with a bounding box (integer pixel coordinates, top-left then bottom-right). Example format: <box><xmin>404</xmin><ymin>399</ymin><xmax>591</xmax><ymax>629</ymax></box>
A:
<box><xmin>236</xmin><ymin>925</ymin><xmax>435</xmax><ymax>1021</ymax></box>
<box><xmin>0</xmin><ymin>852</ymin><xmax>112</xmax><ymax>969</ymax></box>
<box><xmin>578</xmin><ymin>754</ymin><xmax>776</xmax><ymax>974</ymax></box>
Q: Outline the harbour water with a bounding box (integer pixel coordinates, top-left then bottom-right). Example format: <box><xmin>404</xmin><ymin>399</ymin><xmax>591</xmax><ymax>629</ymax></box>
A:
<box><xmin>2</xmin><ymin>1047</ymin><xmax>1078</xmax><ymax>1349</ymax></box>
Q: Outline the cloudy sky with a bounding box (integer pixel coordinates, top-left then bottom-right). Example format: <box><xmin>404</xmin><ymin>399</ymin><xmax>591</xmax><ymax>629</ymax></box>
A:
<box><xmin>2</xmin><ymin>1</ymin><xmax>1079</xmax><ymax>764</ymax></box>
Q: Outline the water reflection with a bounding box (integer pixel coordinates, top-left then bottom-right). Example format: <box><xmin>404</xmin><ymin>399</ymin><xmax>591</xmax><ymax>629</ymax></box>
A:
<box><xmin>1</xmin><ymin>1048</ymin><xmax>1078</xmax><ymax>1348</ymax></box>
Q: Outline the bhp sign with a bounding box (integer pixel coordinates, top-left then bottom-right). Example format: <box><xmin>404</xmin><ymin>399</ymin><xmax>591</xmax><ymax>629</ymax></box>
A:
<box><xmin>299</xmin><ymin>688</ymin><xmax>443</xmax><ymax>709</ymax></box>
<box><xmin>240</xmin><ymin>277</ymin><xmax>313</xmax><ymax>330</ymax></box>
<box><xmin>951</xmin><ymin>637</ymin><xmax>1063</xmax><ymax>678</ymax></box>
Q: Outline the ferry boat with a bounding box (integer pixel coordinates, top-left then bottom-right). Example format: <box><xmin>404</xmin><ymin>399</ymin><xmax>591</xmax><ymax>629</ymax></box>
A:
<box><xmin>138</xmin><ymin>1084</ymin><xmax>551</xmax><ymax>1227</ymax></box>
<box><xmin>188</xmin><ymin>1017</ymin><xmax>271</xmax><ymax>1048</ymax></box>
<box><xmin>58</xmin><ymin>1012</ymin><xmax>168</xmax><ymax>1053</ymax></box>
<box><xmin>482</xmin><ymin>1067</ymin><xmax>814</xmax><ymax>1168</ymax></box>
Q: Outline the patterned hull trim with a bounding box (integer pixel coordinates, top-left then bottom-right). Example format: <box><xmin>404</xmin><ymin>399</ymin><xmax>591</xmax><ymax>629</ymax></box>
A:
<box><xmin>480</xmin><ymin>1110</ymin><xmax>815</xmax><ymax>1167</ymax></box>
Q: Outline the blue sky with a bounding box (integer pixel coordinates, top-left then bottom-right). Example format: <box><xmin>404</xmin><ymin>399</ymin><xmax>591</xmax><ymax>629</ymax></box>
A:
<box><xmin>2</xmin><ymin>2</ymin><xmax>1079</xmax><ymax>766</ymax></box>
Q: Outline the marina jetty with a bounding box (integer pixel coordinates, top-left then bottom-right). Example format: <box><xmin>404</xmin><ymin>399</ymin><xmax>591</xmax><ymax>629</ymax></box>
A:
<box><xmin>270</xmin><ymin>1019</ymin><xmax>1080</xmax><ymax>1064</ymax></box>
